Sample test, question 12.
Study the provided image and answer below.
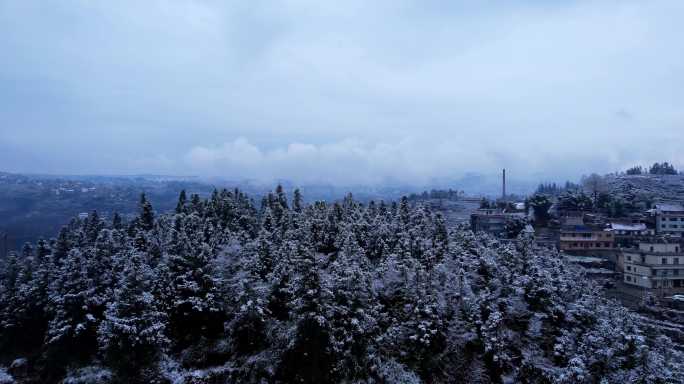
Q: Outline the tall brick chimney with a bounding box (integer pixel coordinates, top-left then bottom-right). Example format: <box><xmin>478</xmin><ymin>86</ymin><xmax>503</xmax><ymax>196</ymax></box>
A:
<box><xmin>502</xmin><ymin>168</ymin><xmax>506</xmax><ymax>200</ymax></box>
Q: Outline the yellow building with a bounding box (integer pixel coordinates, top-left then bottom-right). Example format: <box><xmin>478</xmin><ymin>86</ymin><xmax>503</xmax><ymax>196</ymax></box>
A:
<box><xmin>559</xmin><ymin>225</ymin><xmax>615</xmax><ymax>251</ymax></box>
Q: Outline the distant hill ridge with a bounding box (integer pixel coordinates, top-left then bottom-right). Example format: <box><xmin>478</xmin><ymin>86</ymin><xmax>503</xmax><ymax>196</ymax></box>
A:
<box><xmin>605</xmin><ymin>173</ymin><xmax>684</xmax><ymax>205</ymax></box>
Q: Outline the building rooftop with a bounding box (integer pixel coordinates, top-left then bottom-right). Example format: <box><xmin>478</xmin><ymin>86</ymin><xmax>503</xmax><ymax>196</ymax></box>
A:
<box><xmin>473</xmin><ymin>208</ymin><xmax>504</xmax><ymax>215</ymax></box>
<box><xmin>610</xmin><ymin>223</ymin><xmax>647</xmax><ymax>231</ymax></box>
<box><xmin>565</xmin><ymin>255</ymin><xmax>605</xmax><ymax>263</ymax></box>
<box><xmin>561</xmin><ymin>224</ymin><xmax>610</xmax><ymax>232</ymax></box>
<box><xmin>654</xmin><ymin>203</ymin><xmax>684</xmax><ymax>212</ymax></box>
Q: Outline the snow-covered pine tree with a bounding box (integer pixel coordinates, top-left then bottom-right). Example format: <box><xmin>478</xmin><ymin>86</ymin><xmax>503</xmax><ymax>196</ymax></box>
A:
<box><xmin>98</xmin><ymin>251</ymin><xmax>168</xmax><ymax>381</ymax></box>
<box><xmin>0</xmin><ymin>252</ymin><xmax>20</xmax><ymax>351</ymax></box>
<box><xmin>165</xmin><ymin>240</ymin><xmax>223</xmax><ymax>347</ymax></box>
<box><xmin>175</xmin><ymin>190</ymin><xmax>187</xmax><ymax>214</ymax></box>
<box><xmin>277</xmin><ymin>239</ymin><xmax>335</xmax><ymax>383</ymax></box>
<box><xmin>325</xmin><ymin>230</ymin><xmax>379</xmax><ymax>381</ymax></box>
<box><xmin>112</xmin><ymin>212</ymin><xmax>124</xmax><ymax>230</ymax></box>
<box><xmin>45</xmin><ymin>248</ymin><xmax>99</xmax><ymax>370</ymax></box>
<box><xmin>138</xmin><ymin>193</ymin><xmax>155</xmax><ymax>232</ymax></box>
<box><xmin>293</xmin><ymin>188</ymin><xmax>303</xmax><ymax>213</ymax></box>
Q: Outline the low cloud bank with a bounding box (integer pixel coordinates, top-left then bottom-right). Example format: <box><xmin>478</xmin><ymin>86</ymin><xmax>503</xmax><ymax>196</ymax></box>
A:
<box><xmin>181</xmin><ymin>137</ymin><xmax>674</xmax><ymax>186</ymax></box>
<box><xmin>184</xmin><ymin>137</ymin><xmax>496</xmax><ymax>185</ymax></box>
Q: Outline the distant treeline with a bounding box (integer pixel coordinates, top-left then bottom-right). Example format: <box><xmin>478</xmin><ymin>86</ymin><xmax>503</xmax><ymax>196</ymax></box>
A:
<box><xmin>407</xmin><ymin>189</ymin><xmax>464</xmax><ymax>201</ymax></box>
<box><xmin>534</xmin><ymin>181</ymin><xmax>581</xmax><ymax>196</ymax></box>
<box><xmin>625</xmin><ymin>162</ymin><xmax>679</xmax><ymax>175</ymax></box>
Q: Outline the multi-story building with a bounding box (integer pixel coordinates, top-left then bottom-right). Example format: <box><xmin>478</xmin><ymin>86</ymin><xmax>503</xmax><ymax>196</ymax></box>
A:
<box><xmin>623</xmin><ymin>241</ymin><xmax>684</xmax><ymax>292</ymax></box>
<box><xmin>609</xmin><ymin>222</ymin><xmax>656</xmax><ymax>248</ymax></box>
<box><xmin>654</xmin><ymin>203</ymin><xmax>684</xmax><ymax>236</ymax></box>
<box><xmin>470</xmin><ymin>209</ymin><xmax>507</xmax><ymax>236</ymax></box>
<box><xmin>559</xmin><ymin>225</ymin><xmax>615</xmax><ymax>251</ymax></box>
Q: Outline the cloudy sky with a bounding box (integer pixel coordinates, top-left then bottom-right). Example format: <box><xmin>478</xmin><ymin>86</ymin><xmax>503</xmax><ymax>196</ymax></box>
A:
<box><xmin>1</xmin><ymin>0</ymin><xmax>683</xmax><ymax>185</ymax></box>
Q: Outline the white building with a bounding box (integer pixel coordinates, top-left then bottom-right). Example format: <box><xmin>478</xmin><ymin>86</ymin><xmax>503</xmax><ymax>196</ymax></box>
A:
<box><xmin>654</xmin><ymin>203</ymin><xmax>684</xmax><ymax>236</ymax></box>
<box><xmin>623</xmin><ymin>242</ymin><xmax>684</xmax><ymax>292</ymax></box>
<box><xmin>610</xmin><ymin>222</ymin><xmax>656</xmax><ymax>248</ymax></box>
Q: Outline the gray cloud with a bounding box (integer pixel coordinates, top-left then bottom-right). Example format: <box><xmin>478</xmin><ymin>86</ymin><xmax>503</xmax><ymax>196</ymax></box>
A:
<box><xmin>1</xmin><ymin>1</ymin><xmax>683</xmax><ymax>184</ymax></box>
<box><xmin>183</xmin><ymin>137</ymin><xmax>497</xmax><ymax>185</ymax></box>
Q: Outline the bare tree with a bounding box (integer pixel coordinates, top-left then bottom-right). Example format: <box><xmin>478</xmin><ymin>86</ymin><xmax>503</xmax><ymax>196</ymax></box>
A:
<box><xmin>581</xmin><ymin>173</ymin><xmax>608</xmax><ymax>210</ymax></box>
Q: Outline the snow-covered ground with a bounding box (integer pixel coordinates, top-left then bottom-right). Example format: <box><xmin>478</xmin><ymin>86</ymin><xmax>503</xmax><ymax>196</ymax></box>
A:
<box><xmin>0</xmin><ymin>367</ymin><xmax>14</xmax><ymax>384</ymax></box>
<box><xmin>61</xmin><ymin>367</ymin><xmax>112</xmax><ymax>384</ymax></box>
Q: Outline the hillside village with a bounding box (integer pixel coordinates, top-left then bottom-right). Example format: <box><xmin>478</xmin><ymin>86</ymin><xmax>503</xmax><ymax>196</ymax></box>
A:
<box><xmin>470</xmin><ymin>163</ymin><xmax>684</xmax><ymax>309</ymax></box>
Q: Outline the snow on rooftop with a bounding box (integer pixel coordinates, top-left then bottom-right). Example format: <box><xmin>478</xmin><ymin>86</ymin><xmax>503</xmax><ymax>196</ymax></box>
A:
<box><xmin>581</xmin><ymin>267</ymin><xmax>616</xmax><ymax>275</ymax></box>
<box><xmin>561</xmin><ymin>225</ymin><xmax>597</xmax><ymax>232</ymax></box>
<box><xmin>565</xmin><ymin>255</ymin><xmax>605</xmax><ymax>263</ymax></box>
<box><xmin>654</xmin><ymin>203</ymin><xmax>684</xmax><ymax>212</ymax></box>
<box><xmin>610</xmin><ymin>223</ymin><xmax>647</xmax><ymax>231</ymax></box>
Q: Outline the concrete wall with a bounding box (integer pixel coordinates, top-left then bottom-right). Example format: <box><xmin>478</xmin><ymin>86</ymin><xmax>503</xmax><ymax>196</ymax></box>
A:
<box><xmin>638</xmin><ymin>242</ymin><xmax>680</xmax><ymax>253</ymax></box>
<box><xmin>624</xmin><ymin>273</ymin><xmax>651</xmax><ymax>288</ymax></box>
<box><xmin>656</xmin><ymin>213</ymin><xmax>684</xmax><ymax>235</ymax></box>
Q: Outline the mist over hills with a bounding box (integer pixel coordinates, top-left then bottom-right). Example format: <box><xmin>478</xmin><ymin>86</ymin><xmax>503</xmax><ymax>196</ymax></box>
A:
<box><xmin>3</xmin><ymin>166</ymin><xmax>682</xmax><ymax>254</ymax></box>
<box><xmin>0</xmin><ymin>170</ymin><xmax>541</xmax><ymax>252</ymax></box>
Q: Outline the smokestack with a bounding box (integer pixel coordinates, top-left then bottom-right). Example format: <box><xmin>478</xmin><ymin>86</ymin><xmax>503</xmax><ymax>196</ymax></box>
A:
<box><xmin>502</xmin><ymin>168</ymin><xmax>506</xmax><ymax>200</ymax></box>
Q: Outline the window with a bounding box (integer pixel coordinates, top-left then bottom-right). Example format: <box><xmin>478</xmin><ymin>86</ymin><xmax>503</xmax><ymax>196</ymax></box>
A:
<box><xmin>627</xmin><ymin>255</ymin><xmax>632</xmax><ymax>261</ymax></box>
<box><xmin>652</xmin><ymin>269</ymin><xmax>657</xmax><ymax>276</ymax></box>
<box><xmin>650</xmin><ymin>246</ymin><xmax>654</xmax><ymax>252</ymax></box>
<box><xmin>674</xmin><ymin>269</ymin><xmax>680</xmax><ymax>276</ymax></box>
<box><xmin>662</xmin><ymin>258</ymin><xmax>668</xmax><ymax>264</ymax></box>
<box><xmin>626</xmin><ymin>266</ymin><xmax>631</xmax><ymax>271</ymax></box>
<box><xmin>605</xmin><ymin>242</ymin><xmax>611</xmax><ymax>247</ymax></box>
<box><xmin>626</xmin><ymin>275</ymin><xmax>632</xmax><ymax>282</ymax></box>
<box><xmin>675</xmin><ymin>258</ymin><xmax>680</xmax><ymax>264</ymax></box>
